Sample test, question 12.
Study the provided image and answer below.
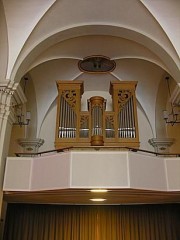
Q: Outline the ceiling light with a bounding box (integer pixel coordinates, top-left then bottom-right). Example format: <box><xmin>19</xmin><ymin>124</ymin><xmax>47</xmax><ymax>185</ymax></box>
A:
<box><xmin>90</xmin><ymin>198</ymin><xmax>106</xmax><ymax>202</ymax></box>
<box><xmin>90</xmin><ymin>189</ymin><xmax>108</xmax><ymax>193</ymax></box>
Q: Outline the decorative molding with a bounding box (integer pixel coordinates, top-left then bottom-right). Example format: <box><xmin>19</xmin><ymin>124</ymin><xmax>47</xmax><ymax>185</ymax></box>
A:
<box><xmin>148</xmin><ymin>138</ymin><xmax>175</xmax><ymax>153</ymax></box>
<box><xmin>0</xmin><ymin>81</ymin><xmax>27</xmax><ymax>123</ymax></box>
<box><xmin>78</xmin><ymin>55</ymin><xmax>116</xmax><ymax>73</ymax></box>
<box><xmin>13</xmin><ymin>84</ymin><xmax>27</xmax><ymax>106</ymax></box>
<box><xmin>61</xmin><ymin>90</ymin><xmax>77</xmax><ymax>110</ymax></box>
<box><xmin>0</xmin><ymin>81</ymin><xmax>27</xmax><ymax>105</ymax></box>
<box><xmin>17</xmin><ymin>138</ymin><xmax>45</xmax><ymax>153</ymax></box>
<box><xmin>118</xmin><ymin>90</ymin><xmax>132</xmax><ymax>110</ymax></box>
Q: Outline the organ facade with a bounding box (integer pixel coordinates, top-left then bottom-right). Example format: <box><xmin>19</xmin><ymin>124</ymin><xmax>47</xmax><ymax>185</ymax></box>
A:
<box><xmin>55</xmin><ymin>80</ymin><xmax>139</xmax><ymax>148</ymax></box>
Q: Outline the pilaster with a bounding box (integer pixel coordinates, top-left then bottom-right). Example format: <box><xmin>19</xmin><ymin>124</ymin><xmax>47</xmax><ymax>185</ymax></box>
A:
<box><xmin>0</xmin><ymin>81</ymin><xmax>27</xmax><ymax>214</ymax></box>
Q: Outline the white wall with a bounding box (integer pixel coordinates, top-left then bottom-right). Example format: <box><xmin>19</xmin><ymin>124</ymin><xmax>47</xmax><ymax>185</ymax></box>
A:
<box><xmin>137</xmin><ymin>107</ymin><xmax>154</xmax><ymax>151</ymax></box>
<box><xmin>4</xmin><ymin>151</ymin><xmax>180</xmax><ymax>192</ymax></box>
<box><xmin>39</xmin><ymin>100</ymin><xmax>57</xmax><ymax>151</ymax></box>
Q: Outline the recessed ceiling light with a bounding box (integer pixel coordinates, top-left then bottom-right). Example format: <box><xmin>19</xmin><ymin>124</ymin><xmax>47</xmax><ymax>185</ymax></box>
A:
<box><xmin>90</xmin><ymin>189</ymin><xmax>108</xmax><ymax>193</ymax></box>
<box><xmin>90</xmin><ymin>198</ymin><xmax>106</xmax><ymax>202</ymax></box>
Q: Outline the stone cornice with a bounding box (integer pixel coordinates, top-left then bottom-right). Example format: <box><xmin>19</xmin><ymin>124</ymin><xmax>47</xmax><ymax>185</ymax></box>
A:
<box><xmin>148</xmin><ymin>138</ymin><xmax>175</xmax><ymax>153</ymax></box>
<box><xmin>17</xmin><ymin>138</ymin><xmax>45</xmax><ymax>153</ymax></box>
<box><xmin>0</xmin><ymin>81</ymin><xmax>27</xmax><ymax>106</ymax></box>
<box><xmin>0</xmin><ymin>81</ymin><xmax>27</xmax><ymax>123</ymax></box>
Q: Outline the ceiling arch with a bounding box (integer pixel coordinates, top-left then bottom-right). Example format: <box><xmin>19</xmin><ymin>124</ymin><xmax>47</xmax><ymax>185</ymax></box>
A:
<box><xmin>26</xmin><ymin>35</ymin><xmax>168</xmax><ymax>73</ymax></box>
<box><xmin>140</xmin><ymin>0</ymin><xmax>180</xmax><ymax>57</ymax></box>
<box><xmin>12</xmin><ymin>24</ymin><xmax>180</xmax><ymax>83</ymax></box>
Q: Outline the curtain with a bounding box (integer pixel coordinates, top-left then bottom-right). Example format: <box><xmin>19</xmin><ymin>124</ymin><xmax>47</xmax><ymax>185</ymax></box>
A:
<box><xmin>3</xmin><ymin>204</ymin><xmax>180</xmax><ymax>240</ymax></box>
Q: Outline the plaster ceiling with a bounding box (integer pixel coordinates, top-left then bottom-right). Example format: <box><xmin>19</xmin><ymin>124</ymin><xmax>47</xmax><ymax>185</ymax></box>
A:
<box><xmin>1</xmin><ymin>0</ymin><xmax>179</xmax><ymax>81</ymax></box>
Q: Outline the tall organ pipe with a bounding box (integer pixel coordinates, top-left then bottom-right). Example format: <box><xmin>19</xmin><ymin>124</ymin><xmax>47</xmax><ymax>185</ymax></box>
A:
<box><xmin>89</xmin><ymin>96</ymin><xmax>105</xmax><ymax>146</ymax></box>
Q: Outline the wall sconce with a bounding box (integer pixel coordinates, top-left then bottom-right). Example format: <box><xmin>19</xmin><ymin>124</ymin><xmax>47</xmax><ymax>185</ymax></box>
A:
<box><xmin>13</xmin><ymin>75</ymin><xmax>31</xmax><ymax>127</ymax></box>
<box><xmin>14</xmin><ymin>111</ymin><xmax>31</xmax><ymax>127</ymax></box>
<box><xmin>163</xmin><ymin>76</ymin><xmax>180</xmax><ymax>126</ymax></box>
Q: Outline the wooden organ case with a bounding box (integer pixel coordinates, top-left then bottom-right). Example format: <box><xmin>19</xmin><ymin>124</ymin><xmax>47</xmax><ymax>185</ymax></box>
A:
<box><xmin>55</xmin><ymin>80</ymin><xmax>139</xmax><ymax>149</ymax></box>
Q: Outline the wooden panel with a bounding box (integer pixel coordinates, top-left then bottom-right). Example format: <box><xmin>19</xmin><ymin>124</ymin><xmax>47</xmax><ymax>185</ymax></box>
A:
<box><xmin>3</xmin><ymin>189</ymin><xmax>180</xmax><ymax>205</ymax></box>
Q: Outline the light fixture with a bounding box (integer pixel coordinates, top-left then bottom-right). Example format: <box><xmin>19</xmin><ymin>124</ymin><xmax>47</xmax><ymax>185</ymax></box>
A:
<box><xmin>14</xmin><ymin>110</ymin><xmax>31</xmax><ymax>127</ymax></box>
<box><xmin>14</xmin><ymin>76</ymin><xmax>31</xmax><ymax>127</ymax></box>
<box><xmin>90</xmin><ymin>189</ymin><xmax>108</xmax><ymax>193</ymax></box>
<box><xmin>163</xmin><ymin>76</ymin><xmax>180</xmax><ymax>126</ymax></box>
<box><xmin>90</xmin><ymin>198</ymin><xmax>106</xmax><ymax>202</ymax></box>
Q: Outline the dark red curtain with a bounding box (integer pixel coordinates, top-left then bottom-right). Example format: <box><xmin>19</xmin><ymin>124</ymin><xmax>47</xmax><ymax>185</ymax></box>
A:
<box><xmin>3</xmin><ymin>204</ymin><xmax>180</xmax><ymax>240</ymax></box>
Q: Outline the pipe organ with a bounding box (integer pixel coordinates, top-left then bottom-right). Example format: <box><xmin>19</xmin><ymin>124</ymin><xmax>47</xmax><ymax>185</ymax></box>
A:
<box><xmin>55</xmin><ymin>80</ymin><xmax>139</xmax><ymax>148</ymax></box>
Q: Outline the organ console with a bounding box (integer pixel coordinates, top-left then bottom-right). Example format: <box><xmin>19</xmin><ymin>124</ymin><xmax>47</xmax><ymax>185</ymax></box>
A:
<box><xmin>55</xmin><ymin>80</ymin><xmax>139</xmax><ymax>148</ymax></box>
